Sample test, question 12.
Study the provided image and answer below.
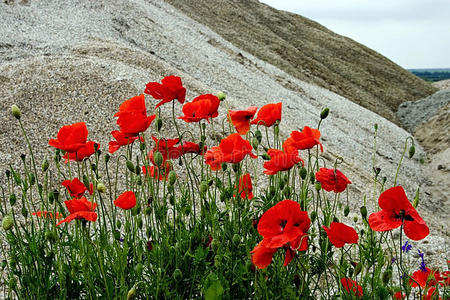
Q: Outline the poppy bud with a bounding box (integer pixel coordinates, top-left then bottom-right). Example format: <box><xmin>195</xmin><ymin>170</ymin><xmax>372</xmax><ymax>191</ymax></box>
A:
<box><xmin>5</xmin><ymin>169</ymin><xmax>10</xmax><ymax>178</ymax></box>
<box><xmin>373</xmin><ymin>167</ymin><xmax>381</xmax><ymax>176</ymax></box>
<box><xmin>96</xmin><ymin>182</ymin><xmax>106</xmax><ymax>193</ymax></box>
<box><xmin>202</xmin><ymin>123</ymin><xmax>206</xmax><ymax>131</ymax></box>
<box><xmin>91</xmin><ymin>163</ymin><xmax>97</xmax><ymax>172</ymax></box>
<box><xmin>255</xmin><ymin>130</ymin><xmax>262</xmax><ymax>143</ymax></box>
<box><xmin>21</xmin><ymin>207</ymin><xmax>28</xmax><ymax>218</ymax></box>
<box><xmin>360</xmin><ymin>206</ymin><xmax>367</xmax><ymax>219</ymax></box>
<box><xmin>374</xmin><ymin>123</ymin><xmax>378</xmax><ymax>131</ymax></box>
<box><xmin>382</xmin><ymin>267</ymin><xmax>392</xmax><ymax>284</ymax></box>
<box><xmin>168</xmin><ymin>171</ymin><xmax>176</xmax><ymax>186</ymax></box>
<box><xmin>151</xmin><ymin>115</ymin><xmax>162</xmax><ymax>132</ymax></box>
<box><xmin>314</xmin><ymin>182</ymin><xmax>321</xmax><ymax>191</ymax></box>
<box><xmin>28</xmin><ymin>172</ymin><xmax>35</xmax><ymax>185</ymax></box>
<box><xmin>232</xmin><ymin>233</ymin><xmax>241</xmax><ymax>245</ymax></box>
<box><xmin>153</xmin><ymin>151</ymin><xmax>164</xmax><ymax>168</ymax></box>
<box><xmin>135</xmin><ymin>263</ymin><xmax>143</xmax><ymax>275</ymax></box>
<box><xmin>173</xmin><ymin>268</ymin><xmax>183</xmax><ymax>281</ymax></box>
<box><xmin>200</xmin><ymin>181</ymin><xmax>209</xmax><ymax>195</ymax></box>
<box><xmin>126</xmin><ymin>160</ymin><xmax>136</xmax><ymax>173</ymax></box>
<box><xmin>408</xmin><ymin>145</ymin><xmax>415</xmax><ymax>159</ymax></box>
<box><xmin>11</xmin><ymin>105</ymin><xmax>21</xmax><ymax>120</ymax></box>
<box><xmin>232</xmin><ymin>163</ymin><xmax>240</xmax><ymax>173</ymax></box>
<box><xmin>411</xmin><ymin>188</ymin><xmax>420</xmax><ymax>208</ymax></box>
<box><xmin>310</xmin><ymin>174</ymin><xmax>315</xmax><ymax>185</ymax></box>
<box><xmin>104</xmin><ymin>154</ymin><xmax>110</xmax><ymax>164</ymax></box>
<box><xmin>344</xmin><ymin>205</ymin><xmax>350</xmax><ymax>217</ymax></box>
<box><xmin>353</xmin><ymin>216</ymin><xmax>358</xmax><ymax>223</ymax></box>
<box><xmin>127</xmin><ymin>286</ymin><xmax>137</xmax><ymax>300</ymax></box>
<box><xmin>135</xmin><ymin>175</ymin><xmax>142</xmax><ymax>186</ymax></box>
<box><xmin>2</xmin><ymin>215</ymin><xmax>14</xmax><ymax>231</ymax></box>
<box><xmin>299</xmin><ymin>167</ymin><xmax>307</xmax><ymax>180</ymax></box>
<box><xmin>42</xmin><ymin>159</ymin><xmax>49</xmax><ymax>172</ymax></box>
<box><xmin>217</xmin><ymin>91</ymin><xmax>226</xmax><ymax>101</ymax></box>
<box><xmin>251</xmin><ymin>137</ymin><xmax>259</xmax><ymax>150</ymax></box>
<box><xmin>9</xmin><ymin>194</ymin><xmax>16</xmax><ymax>206</ymax></box>
<box><xmin>20</xmin><ymin>154</ymin><xmax>26</xmax><ymax>162</ymax></box>
<box><xmin>320</xmin><ymin>107</ymin><xmax>329</xmax><ymax>120</ymax></box>
<box><xmin>274</xmin><ymin>124</ymin><xmax>279</xmax><ymax>136</ymax></box>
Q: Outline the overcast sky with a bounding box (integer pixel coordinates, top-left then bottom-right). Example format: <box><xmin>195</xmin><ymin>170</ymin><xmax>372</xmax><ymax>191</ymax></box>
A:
<box><xmin>260</xmin><ymin>0</ymin><xmax>450</xmax><ymax>69</ymax></box>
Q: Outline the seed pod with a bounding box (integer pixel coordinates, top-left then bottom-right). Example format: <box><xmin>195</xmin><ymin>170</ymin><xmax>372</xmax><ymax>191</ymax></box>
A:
<box><xmin>2</xmin><ymin>215</ymin><xmax>14</xmax><ymax>231</ymax></box>
<box><xmin>320</xmin><ymin>107</ymin><xmax>329</xmax><ymax>120</ymax></box>
<box><xmin>42</xmin><ymin>159</ymin><xmax>49</xmax><ymax>172</ymax></box>
<box><xmin>344</xmin><ymin>205</ymin><xmax>350</xmax><ymax>217</ymax></box>
<box><xmin>11</xmin><ymin>105</ymin><xmax>21</xmax><ymax>120</ymax></box>
<box><xmin>104</xmin><ymin>154</ymin><xmax>110</xmax><ymax>164</ymax></box>
<box><xmin>153</xmin><ymin>151</ymin><xmax>164</xmax><ymax>168</ymax></box>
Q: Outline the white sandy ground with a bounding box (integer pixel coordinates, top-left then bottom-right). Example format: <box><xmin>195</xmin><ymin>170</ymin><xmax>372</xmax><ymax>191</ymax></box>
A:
<box><xmin>0</xmin><ymin>0</ymin><xmax>447</xmax><ymax>284</ymax></box>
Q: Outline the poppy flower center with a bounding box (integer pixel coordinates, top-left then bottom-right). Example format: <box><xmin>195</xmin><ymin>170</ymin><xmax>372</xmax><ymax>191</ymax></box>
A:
<box><xmin>394</xmin><ymin>209</ymin><xmax>414</xmax><ymax>221</ymax></box>
<box><xmin>280</xmin><ymin>220</ymin><xmax>287</xmax><ymax>229</ymax></box>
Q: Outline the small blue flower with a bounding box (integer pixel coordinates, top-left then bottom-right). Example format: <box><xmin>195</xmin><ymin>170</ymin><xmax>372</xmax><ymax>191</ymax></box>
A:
<box><xmin>401</xmin><ymin>241</ymin><xmax>412</xmax><ymax>253</ymax></box>
<box><xmin>418</xmin><ymin>250</ymin><xmax>427</xmax><ymax>272</ymax></box>
<box><xmin>391</xmin><ymin>257</ymin><xmax>397</xmax><ymax>264</ymax></box>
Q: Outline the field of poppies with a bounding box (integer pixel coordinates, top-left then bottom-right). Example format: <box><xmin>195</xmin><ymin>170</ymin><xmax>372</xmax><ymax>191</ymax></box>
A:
<box><xmin>1</xmin><ymin>76</ymin><xmax>448</xmax><ymax>299</ymax></box>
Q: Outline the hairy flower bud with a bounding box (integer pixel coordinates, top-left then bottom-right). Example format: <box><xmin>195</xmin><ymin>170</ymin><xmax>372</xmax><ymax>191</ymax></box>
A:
<box><xmin>217</xmin><ymin>91</ymin><xmax>226</xmax><ymax>101</ymax></box>
<box><xmin>255</xmin><ymin>130</ymin><xmax>262</xmax><ymax>143</ymax></box>
<box><xmin>168</xmin><ymin>171</ymin><xmax>177</xmax><ymax>186</ymax></box>
<box><xmin>41</xmin><ymin>159</ymin><xmax>49</xmax><ymax>172</ymax></box>
<box><xmin>299</xmin><ymin>167</ymin><xmax>307</xmax><ymax>180</ymax></box>
<box><xmin>97</xmin><ymin>182</ymin><xmax>106</xmax><ymax>193</ymax></box>
<box><xmin>408</xmin><ymin>145</ymin><xmax>415</xmax><ymax>159</ymax></box>
<box><xmin>153</xmin><ymin>151</ymin><xmax>164</xmax><ymax>168</ymax></box>
<box><xmin>155</xmin><ymin>117</ymin><xmax>163</xmax><ymax>132</ymax></box>
<box><xmin>344</xmin><ymin>205</ymin><xmax>350</xmax><ymax>217</ymax></box>
<box><xmin>360</xmin><ymin>206</ymin><xmax>368</xmax><ymax>219</ymax></box>
<box><xmin>127</xmin><ymin>286</ymin><xmax>137</xmax><ymax>300</ymax></box>
<box><xmin>314</xmin><ymin>182</ymin><xmax>321</xmax><ymax>191</ymax></box>
<box><xmin>320</xmin><ymin>107</ymin><xmax>329</xmax><ymax>120</ymax></box>
<box><xmin>126</xmin><ymin>160</ymin><xmax>136</xmax><ymax>174</ymax></box>
<box><xmin>9</xmin><ymin>194</ymin><xmax>16</xmax><ymax>206</ymax></box>
<box><xmin>2</xmin><ymin>215</ymin><xmax>14</xmax><ymax>231</ymax></box>
<box><xmin>11</xmin><ymin>105</ymin><xmax>21</xmax><ymax>120</ymax></box>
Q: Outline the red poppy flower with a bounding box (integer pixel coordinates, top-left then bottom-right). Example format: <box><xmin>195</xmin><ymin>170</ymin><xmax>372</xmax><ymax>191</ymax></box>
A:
<box><xmin>409</xmin><ymin>268</ymin><xmax>442</xmax><ymax>288</ymax></box>
<box><xmin>48</xmin><ymin>122</ymin><xmax>88</xmax><ymax>153</ymax></box>
<box><xmin>283</xmin><ymin>126</ymin><xmax>324</xmax><ymax>152</ymax></box>
<box><xmin>63</xmin><ymin>141</ymin><xmax>99</xmax><ymax>162</ymax></box>
<box><xmin>61</xmin><ymin>178</ymin><xmax>93</xmax><ymax>198</ymax></box>
<box><xmin>368</xmin><ymin>186</ymin><xmax>429</xmax><ymax>241</ymax></box>
<box><xmin>315</xmin><ymin>168</ymin><xmax>352</xmax><ymax>193</ymax></box>
<box><xmin>32</xmin><ymin>211</ymin><xmax>62</xmax><ymax>219</ymax></box>
<box><xmin>142</xmin><ymin>162</ymin><xmax>172</xmax><ymax>181</ymax></box>
<box><xmin>144</xmin><ymin>75</ymin><xmax>186</xmax><ymax>109</ymax></box>
<box><xmin>108</xmin><ymin>130</ymin><xmax>141</xmax><ymax>154</ymax></box>
<box><xmin>251</xmin><ymin>200</ymin><xmax>310</xmax><ymax>269</ymax></box>
<box><xmin>263</xmin><ymin>149</ymin><xmax>304</xmax><ymax>175</ymax></box>
<box><xmin>151</xmin><ymin>136</ymin><xmax>180</xmax><ymax>162</ymax></box>
<box><xmin>322</xmin><ymin>222</ymin><xmax>358</xmax><ymax>248</ymax></box>
<box><xmin>341</xmin><ymin>278</ymin><xmax>363</xmax><ymax>298</ymax></box>
<box><xmin>393</xmin><ymin>291</ymin><xmax>406</xmax><ymax>299</ymax></box>
<box><xmin>204</xmin><ymin>133</ymin><xmax>257</xmax><ymax>170</ymax></box>
<box><xmin>422</xmin><ymin>287</ymin><xmax>440</xmax><ymax>300</ymax></box>
<box><xmin>236</xmin><ymin>173</ymin><xmax>253</xmax><ymax>199</ymax></box>
<box><xmin>251</xmin><ymin>102</ymin><xmax>282</xmax><ymax>127</ymax></box>
<box><xmin>56</xmin><ymin>196</ymin><xmax>97</xmax><ymax>226</ymax></box>
<box><xmin>176</xmin><ymin>141</ymin><xmax>207</xmax><ymax>156</ymax></box>
<box><xmin>228</xmin><ymin>106</ymin><xmax>258</xmax><ymax>135</ymax></box>
<box><xmin>178</xmin><ymin>94</ymin><xmax>220</xmax><ymax>123</ymax></box>
<box><xmin>114</xmin><ymin>191</ymin><xmax>137</xmax><ymax>210</ymax></box>
<box><xmin>114</xmin><ymin>94</ymin><xmax>156</xmax><ymax>137</ymax></box>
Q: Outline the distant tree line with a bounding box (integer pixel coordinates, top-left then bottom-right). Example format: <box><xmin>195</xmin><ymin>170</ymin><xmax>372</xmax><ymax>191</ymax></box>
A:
<box><xmin>409</xmin><ymin>69</ymin><xmax>450</xmax><ymax>82</ymax></box>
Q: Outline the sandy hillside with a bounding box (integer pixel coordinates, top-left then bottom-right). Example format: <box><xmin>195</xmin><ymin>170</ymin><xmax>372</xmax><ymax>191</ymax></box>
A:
<box><xmin>0</xmin><ymin>0</ymin><xmax>447</xmax><ymax>265</ymax></box>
